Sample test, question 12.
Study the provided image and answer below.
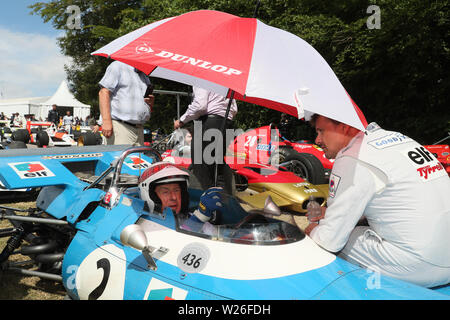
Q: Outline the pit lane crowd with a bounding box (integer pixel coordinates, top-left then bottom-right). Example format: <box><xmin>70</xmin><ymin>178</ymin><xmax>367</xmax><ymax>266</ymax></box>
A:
<box><xmin>0</xmin><ymin>109</ymin><xmax>96</xmax><ymax>132</ymax></box>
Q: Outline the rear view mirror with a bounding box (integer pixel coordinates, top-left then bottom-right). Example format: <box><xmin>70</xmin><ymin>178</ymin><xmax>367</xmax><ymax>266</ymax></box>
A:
<box><xmin>263</xmin><ymin>195</ymin><xmax>281</xmax><ymax>216</ymax></box>
<box><xmin>120</xmin><ymin>224</ymin><xmax>168</xmax><ymax>270</ymax></box>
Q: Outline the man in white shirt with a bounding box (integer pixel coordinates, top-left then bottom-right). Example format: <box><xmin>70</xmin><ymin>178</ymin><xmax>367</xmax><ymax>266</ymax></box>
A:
<box><xmin>62</xmin><ymin>111</ymin><xmax>74</xmax><ymax>133</ymax></box>
<box><xmin>305</xmin><ymin>114</ymin><xmax>450</xmax><ymax>288</ymax></box>
<box><xmin>95</xmin><ymin>61</ymin><xmax>154</xmax><ymax>146</ymax></box>
<box><xmin>174</xmin><ymin>86</ymin><xmax>238</xmax><ymax>194</ymax></box>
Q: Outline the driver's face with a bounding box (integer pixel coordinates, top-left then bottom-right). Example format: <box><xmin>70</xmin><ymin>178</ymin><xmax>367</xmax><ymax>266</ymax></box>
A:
<box><xmin>155</xmin><ymin>183</ymin><xmax>182</xmax><ymax>214</ymax></box>
<box><xmin>314</xmin><ymin>116</ymin><xmax>348</xmax><ymax>159</ymax></box>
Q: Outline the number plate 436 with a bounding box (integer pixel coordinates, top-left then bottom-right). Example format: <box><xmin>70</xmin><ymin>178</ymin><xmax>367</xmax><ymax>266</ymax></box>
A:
<box><xmin>177</xmin><ymin>243</ymin><xmax>210</xmax><ymax>274</ymax></box>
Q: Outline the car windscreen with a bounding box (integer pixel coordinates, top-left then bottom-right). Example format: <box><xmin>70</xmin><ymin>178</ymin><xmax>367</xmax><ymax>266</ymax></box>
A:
<box><xmin>177</xmin><ymin>190</ymin><xmax>305</xmax><ymax>245</ymax></box>
<box><xmin>177</xmin><ymin>216</ymin><xmax>305</xmax><ymax>245</ymax></box>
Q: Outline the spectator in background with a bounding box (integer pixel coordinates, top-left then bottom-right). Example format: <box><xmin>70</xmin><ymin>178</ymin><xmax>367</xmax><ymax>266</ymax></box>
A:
<box><xmin>13</xmin><ymin>113</ymin><xmax>23</xmax><ymax>127</ymax></box>
<box><xmin>63</xmin><ymin>111</ymin><xmax>74</xmax><ymax>133</ymax></box>
<box><xmin>174</xmin><ymin>86</ymin><xmax>237</xmax><ymax>195</ymax></box>
<box><xmin>48</xmin><ymin>104</ymin><xmax>60</xmax><ymax>127</ymax></box>
<box><xmin>278</xmin><ymin>113</ymin><xmax>295</xmax><ymax>141</ymax></box>
<box><xmin>9</xmin><ymin>113</ymin><xmax>16</xmax><ymax>126</ymax></box>
<box><xmin>94</xmin><ymin>61</ymin><xmax>155</xmax><ymax>146</ymax></box>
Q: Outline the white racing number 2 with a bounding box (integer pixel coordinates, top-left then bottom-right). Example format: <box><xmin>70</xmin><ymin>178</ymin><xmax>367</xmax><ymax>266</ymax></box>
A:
<box><xmin>177</xmin><ymin>243</ymin><xmax>210</xmax><ymax>274</ymax></box>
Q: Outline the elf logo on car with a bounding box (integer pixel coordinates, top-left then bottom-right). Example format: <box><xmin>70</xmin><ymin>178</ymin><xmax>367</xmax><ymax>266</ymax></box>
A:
<box><xmin>9</xmin><ymin>162</ymin><xmax>55</xmax><ymax>179</ymax></box>
<box><xmin>405</xmin><ymin>146</ymin><xmax>446</xmax><ymax>181</ymax></box>
<box><xmin>135</xmin><ymin>44</ymin><xmax>242</xmax><ymax>76</ymax></box>
<box><xmin>124</xmin><ymin>156</ymin><xmax>151</xmax><ymax>170</ymax></box>
<box><xmin>144</xmin><ymin>278</ymin><xmax>188</xmax><ymax>300</ymax></box>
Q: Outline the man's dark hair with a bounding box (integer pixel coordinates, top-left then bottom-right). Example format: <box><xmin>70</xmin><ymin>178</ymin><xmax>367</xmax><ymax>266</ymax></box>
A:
<box><xmin>309</xmin><ymin>114</ymin><xmax>340</xmax><ymax>128</ymax></box>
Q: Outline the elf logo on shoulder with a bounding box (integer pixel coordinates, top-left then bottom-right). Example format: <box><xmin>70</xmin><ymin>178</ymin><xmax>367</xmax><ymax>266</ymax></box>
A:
<box><xmin>9</xmin><ymin>162</ymin><xmax>55</xmax><ymax>179</ymax></box>
<box><xmin>406</xmin><ymin>146</ymin><xmax>446</xmax><ymax>181</ymax></box>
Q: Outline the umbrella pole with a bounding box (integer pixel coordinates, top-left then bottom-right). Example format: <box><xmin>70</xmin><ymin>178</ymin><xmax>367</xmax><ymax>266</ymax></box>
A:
<box><xmin>214</xmin><ymin>90</ymin><xmax>235</xmax><ymax>187</ymax></box>
<box><xmin>253</xmin><ymin>0</ymin><xmax>261</xmax><ymax>18</ymax></box>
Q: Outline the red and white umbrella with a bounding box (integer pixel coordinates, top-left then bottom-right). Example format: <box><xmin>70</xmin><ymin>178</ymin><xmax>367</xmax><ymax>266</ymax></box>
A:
<box><xmin>92</xmin><ymin>10</ymin><xmax>367</xmax><ymax>131</ymax></box>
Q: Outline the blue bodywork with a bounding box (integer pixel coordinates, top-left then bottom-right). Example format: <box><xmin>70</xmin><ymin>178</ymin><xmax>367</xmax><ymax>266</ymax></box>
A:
<box><xmin>0</xmin><ymin>145</ymin><xmax>448</xmax><ymax>300</ymax></box>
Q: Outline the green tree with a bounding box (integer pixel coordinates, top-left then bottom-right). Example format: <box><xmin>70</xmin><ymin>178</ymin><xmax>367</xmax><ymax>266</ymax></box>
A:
<box><xmin>30</xmin><ymin>0</ymin><xmax>449</xmax><ymax>143</ymax></box>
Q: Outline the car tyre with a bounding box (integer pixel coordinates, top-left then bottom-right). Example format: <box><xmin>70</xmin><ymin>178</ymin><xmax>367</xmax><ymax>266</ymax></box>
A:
<box><xmin>11</xmin><ymin>129</ymin><xmax>30</xmax><ymax>144</ymax></box>
<box><xmin>78</xmin><ymin>132</ymin><xmax>100</xmax><ymax>146</ymax></box>
<box><xmin>36</xmin><ymin>130</ymin><xmax>50</xmax><ymax>147</ymax></box>
<box><xmin>2</xmin><ymin>141</ymin><xmax>28</xmax><ymax>149</ymax></box>
<box><xmin>270</xmin><ymin>147</ymin><xmax>327</xmax><ymax>184</ymax></box>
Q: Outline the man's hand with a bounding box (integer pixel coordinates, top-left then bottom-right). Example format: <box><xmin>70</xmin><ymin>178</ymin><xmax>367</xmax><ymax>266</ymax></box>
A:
<box><xmin>305</xmin><ymin>206</ymin><xmax>327</xmax><ymax>236</ymax></box>
<box><xmin>101</xmin><ymin>119</ymin><xmax>113</xmax><ymax>138</ymax></box>
<box><xmin>145</xmin><ymin>95</ymin><xmax>155</xmax><ymax>113</ymax></box>
<box><xmin>305</xmin><ymin>206</ymin><xmax>326</xmax><ymax>223</ymax></box>
<box><xmin>193</xmin><ymin>187</ymin><xmax>223</xmax><ymax>223</ymax></box>
<box><xmin>98</xmin><ymin>88</ymin><xmax>113</xmax><ymax>137</ymax></box>
<box><xmin>174</xmin><ymin>119</ymin><xmax>183</xmax><ymax>130</ymax></box>
<box><xmin>305</xmin><ymin>222</ymin><xmax>319</xmax><ymax>236</ymax></box>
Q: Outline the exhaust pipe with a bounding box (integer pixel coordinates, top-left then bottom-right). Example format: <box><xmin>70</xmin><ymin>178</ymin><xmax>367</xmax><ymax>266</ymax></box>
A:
<box><xmin>20</xmin><ymin>241</ymin><xmax>58</xmax><ymax>255</ymax></box>
<box><xmin>35</xmin><ymin>252</ymin><xmax>64</xmax><ymax>264</ymax></box>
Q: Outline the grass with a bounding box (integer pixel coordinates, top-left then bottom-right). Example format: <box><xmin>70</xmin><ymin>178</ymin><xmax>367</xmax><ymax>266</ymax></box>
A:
<box><xmin>0</xmin><ymin>197</ymin><xmax>65</xmax><ymax>300</ymax></box>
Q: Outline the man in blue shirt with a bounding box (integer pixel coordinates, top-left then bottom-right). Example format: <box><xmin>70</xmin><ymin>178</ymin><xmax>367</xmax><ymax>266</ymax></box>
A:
<box><xmin>95</xmin><ymin>61</ymin><xmax>155</xmax><ymax>145</ymax></box>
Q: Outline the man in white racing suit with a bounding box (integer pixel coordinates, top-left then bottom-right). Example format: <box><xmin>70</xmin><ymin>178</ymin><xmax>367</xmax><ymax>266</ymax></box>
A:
<box><xmin>305</xmin><ymin>115</ymin><xmax>450</xmax><ymax>288</ymax></box>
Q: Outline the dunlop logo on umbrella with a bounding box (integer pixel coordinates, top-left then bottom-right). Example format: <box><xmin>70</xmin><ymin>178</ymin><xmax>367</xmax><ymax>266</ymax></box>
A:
<box><xmin>135</xmin><ymin>43</ymin><xmax>154</xmax><ymax>54</ymax></box>
<box><xmin>135</xmin><ymin>43</ymin><xmax>242</xmax><ymax>76</ymax></box>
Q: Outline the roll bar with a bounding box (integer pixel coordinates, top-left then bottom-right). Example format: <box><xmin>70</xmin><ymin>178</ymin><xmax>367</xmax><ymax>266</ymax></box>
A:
<box><xmin>84</xmin><ymin>146</ymin><xmax>162</xmax><ymax>191</ymax></box>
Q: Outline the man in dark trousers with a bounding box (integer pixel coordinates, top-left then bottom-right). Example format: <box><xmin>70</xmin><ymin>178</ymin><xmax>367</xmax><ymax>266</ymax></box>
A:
<box><xmin>174</xmin><ymin>86</ymin><xmax>238</xmax><ymax>195</ymax></box>
<box><xmin>47</xmin><ymin>104</ymin><xmax>59</xmax><ymax>126</ymax></box>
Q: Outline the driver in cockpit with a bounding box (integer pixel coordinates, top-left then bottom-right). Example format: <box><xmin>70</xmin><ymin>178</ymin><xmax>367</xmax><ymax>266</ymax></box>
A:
<box><xmin>138</xmin><ymin>162</ymin><xmax>223</xmax><ymax>233</ymax></box>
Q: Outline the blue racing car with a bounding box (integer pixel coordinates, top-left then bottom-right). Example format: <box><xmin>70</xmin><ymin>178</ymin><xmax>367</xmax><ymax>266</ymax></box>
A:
<box><xmin>0</xmin><ymin>145</ymin><xmax>448</xmax><ymax>300</ymax></box>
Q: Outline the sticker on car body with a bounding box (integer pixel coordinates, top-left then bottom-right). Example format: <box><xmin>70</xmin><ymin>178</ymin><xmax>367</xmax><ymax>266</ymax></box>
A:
<box><xmin>123</xmin><ymin>156</ymin><xmax>151</xmax><ymax>170</ymax></box>
<box><xmin>9</xmin><ymin>162</ymin><xmax>55</xmax><ymax>179</ymax></box>
<box><xmin>144</xmin><ymin>278</ymin><xmax>188</xmax><ymax>300</ymax></box>
<box><xmin>41</xmin><ymin>153</ymin><xmax>103</xmax><ymax>160</ymax></box>
<box><xmin>177</xmin><ymin>242</ymin><xmax>210</xmax><ymax>274</ymax></box>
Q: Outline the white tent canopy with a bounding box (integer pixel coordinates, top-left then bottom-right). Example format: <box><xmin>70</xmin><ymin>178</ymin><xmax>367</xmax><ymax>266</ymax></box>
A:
<box><xmin>0</xmin><ymin>81</ymin><xmax>91</xmax><ymax>121</ymax></box>
<box><xmin>0</xmin><ymin>97</ymin><xmax>48</xmax><ymax>119</ymax></box>
<box><xmin>39</xmin><ymin>81</ymin><xmax>91</xmax><ymax>120</ymax></box>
